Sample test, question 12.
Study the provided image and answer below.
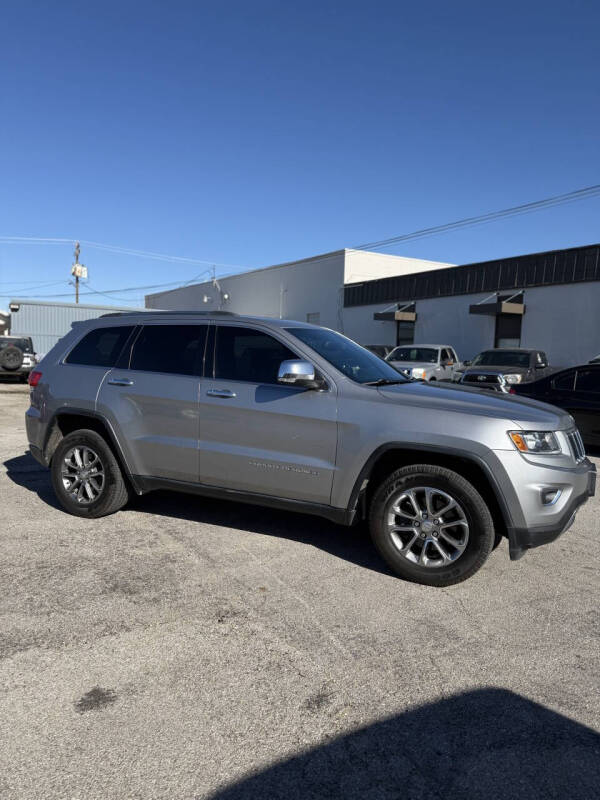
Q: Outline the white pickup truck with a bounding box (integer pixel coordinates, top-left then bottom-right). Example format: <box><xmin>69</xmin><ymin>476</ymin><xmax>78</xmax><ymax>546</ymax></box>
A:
<box><xmin>385</xmin><ymin>344</ymin><xmax>462</xmax><ymax>382</ymax></box>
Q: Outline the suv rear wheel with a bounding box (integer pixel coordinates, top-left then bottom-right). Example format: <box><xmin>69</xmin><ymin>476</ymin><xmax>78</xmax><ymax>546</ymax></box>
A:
<box><xmin>50</xmin><ymin>429</ymin><xmax>129</xmax><ymax>518</ymax></box>
<box><xmin>369</xmin><ymin>464</ymin><xmax>494</xmax><ymax>586</ymax></box>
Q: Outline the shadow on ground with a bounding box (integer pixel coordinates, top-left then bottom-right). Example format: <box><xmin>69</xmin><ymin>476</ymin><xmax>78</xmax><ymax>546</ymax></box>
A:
<box><xmin>3</xmin><ymin>451</ymin><xmax>392</xmax><ymax>576</ymax></box>
<box><xmin>208</xmin><ymin>688</ymin><xmax>600</xmax><ymax>800</ymax></box>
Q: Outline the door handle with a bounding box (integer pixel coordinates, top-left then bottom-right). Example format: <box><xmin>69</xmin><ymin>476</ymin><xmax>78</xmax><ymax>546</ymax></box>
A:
<box><xmin>108</xmin><ymin>378</ymin><xmax>134</xmax><ymax>386</ymax></box>
<box><xmin>206</xmin><ymin>388</ymin><xmax>236</xmax><ymax>398</ymax></box>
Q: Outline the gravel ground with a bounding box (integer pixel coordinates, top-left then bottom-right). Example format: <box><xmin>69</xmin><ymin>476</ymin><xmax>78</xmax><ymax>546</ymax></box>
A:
<box><xmin>0</xmin><ymin>382</ymin><xmax>598</xmax><ymax>799</ymax></box>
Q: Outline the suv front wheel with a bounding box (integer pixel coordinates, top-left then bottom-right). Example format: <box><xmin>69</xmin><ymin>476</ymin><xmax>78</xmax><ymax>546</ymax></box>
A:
<box><xmin>369</xmin><ymin>464</ymin><xmax>494</xmax><ymax>586</ymax></box>
<box><xmin>50</xmin><ymin>429</ymin><xmax>129</xmax><ymax>518</ymax></box>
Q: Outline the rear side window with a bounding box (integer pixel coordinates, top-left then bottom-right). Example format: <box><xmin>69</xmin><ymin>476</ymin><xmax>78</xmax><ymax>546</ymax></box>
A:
<box><xmin>214</xmin><ymin>326</ymin><xmax>296</xmax><ymax>384</ymax></box>
<box><xmin>66</xmin><ymin>326</ymin><xmax>134</xmax><ymax>367</ymax></box>
<box><xmin>130</xmin><ymin>325</ymin><xmax>207</xmax><ymax>376</ymax></box>
<box><xmin>575</xmin><ymin>368</ymin><xmax>600</xmax><ymax>393</ymax></box>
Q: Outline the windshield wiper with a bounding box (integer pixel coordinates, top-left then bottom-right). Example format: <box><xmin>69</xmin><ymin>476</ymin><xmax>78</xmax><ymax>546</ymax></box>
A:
<box><xmin>363</xmin><ymin>378</ymin><xmax>408</xmax><ymax>386</ymax></box>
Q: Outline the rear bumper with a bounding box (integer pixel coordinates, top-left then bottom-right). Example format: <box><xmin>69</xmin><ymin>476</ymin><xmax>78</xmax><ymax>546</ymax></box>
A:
<box><xmin>507</xmin><ymin>463</ymin><xmax>596</xmax><ymax>560</ymax></box>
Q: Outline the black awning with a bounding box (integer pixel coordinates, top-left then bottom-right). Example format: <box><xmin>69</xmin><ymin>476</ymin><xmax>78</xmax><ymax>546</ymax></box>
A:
<box><xmin>374</xmin><ymin>303</ymin><xmax>416</xmax><ymax>322</ymax></box>
<box><xmin>469</xmin><ymin>294</ymin><xmax>525</xmax><ymax>316</ymax></box>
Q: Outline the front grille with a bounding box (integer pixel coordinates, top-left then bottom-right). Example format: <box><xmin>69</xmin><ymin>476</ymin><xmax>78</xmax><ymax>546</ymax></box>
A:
<box><xmin>462</xmin><ymin>373</ymin><xmax>501</xmax><ymax>386</ymax></box>
<box><xmin>567</xmin><ymin>429</ymin><xmax>586</xmax><ymax>463</ymax></box>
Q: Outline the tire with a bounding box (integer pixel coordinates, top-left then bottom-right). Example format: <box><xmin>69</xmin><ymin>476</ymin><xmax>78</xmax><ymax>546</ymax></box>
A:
<box><xmin>50</xmin><ymin>429</ymin><xmax>129</xmax><ymax>518</ymax></box>
<box><xmin>0</xmin><ymin>345</ymin><xmax>24</xmax><ymax>371</ymax></box>
<box><xmin>429</xmin><ymin>377</ymin><xmax>436</xmax><ymax>382</ymax></box>
<box><xmin>369</xmin><ymin>464</ymin><xmax>495</xmax><ymax>587</ymax></box>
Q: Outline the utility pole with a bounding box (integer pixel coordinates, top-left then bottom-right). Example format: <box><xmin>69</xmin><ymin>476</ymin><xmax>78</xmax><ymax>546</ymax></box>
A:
<box><xmin>70</xmin><ymin>241</ymin><xmax>88</xmax><ymax>303</ymax></box>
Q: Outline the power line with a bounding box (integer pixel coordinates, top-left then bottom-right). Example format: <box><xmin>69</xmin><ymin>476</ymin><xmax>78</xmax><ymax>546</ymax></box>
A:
<box><xmin>0</xmin><ymin>236</ymin><xmax>249</xmax><ymax>270</ymax></box>
<box><xmin>354</xmin><ymin>184</ymin><xmax>600</xmax><ymax>251</ymax></box>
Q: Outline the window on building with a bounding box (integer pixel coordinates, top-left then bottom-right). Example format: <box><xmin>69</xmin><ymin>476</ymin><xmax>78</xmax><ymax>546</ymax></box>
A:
<box><xmin>396</xmin><ymin>321</ymin><xmax>415</xmax><ymax>347</ymax></box>
<box><xmin>214</xmin><ymin>326</ymin><xmax>297</xmax><ymax>384</ymax></box>
<box><xmin>130</xmin><ymin>325</ymin><xmax>207</xmax><ymax>376</ymax></box>
<box><xmin>306</xmin><ymin>312</ymin><xmax>320</xmax><ymax>325</ymax></box>
<box><xmin>66</xmin><ymin>326</ymin><xmax>134</xmax><ymax>368</ymax></box>
<box><xmin>494</xmin><ymin>314</ymin><xmax>522</xmax><ymax>348</ymax></box>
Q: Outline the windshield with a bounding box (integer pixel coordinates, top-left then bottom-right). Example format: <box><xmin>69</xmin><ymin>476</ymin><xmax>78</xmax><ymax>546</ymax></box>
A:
<box><xmin>0</xmin><ymin>337</ymin><xmax>33</xmax><ymax>353</ymax></box>
<box><xmin>388</xmin><ymin>347</ymin><xmax>438</xmax><ymax>363</ymax></box>
<box><xmin>471</xmin><ymin>350</ymin><xmax>530</xmax><ymax>368</ymax></box>
<box><xmin>287</xmin><ymin>327</ymin><xmax>408</xmax><ymax>384</ymax></box>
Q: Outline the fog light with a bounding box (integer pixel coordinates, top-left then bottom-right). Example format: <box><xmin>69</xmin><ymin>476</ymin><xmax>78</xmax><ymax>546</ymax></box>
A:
<box><xmin>541</xmin><ymin>488</ymin><xmax>562</xmax><ymax>506</ymax></box>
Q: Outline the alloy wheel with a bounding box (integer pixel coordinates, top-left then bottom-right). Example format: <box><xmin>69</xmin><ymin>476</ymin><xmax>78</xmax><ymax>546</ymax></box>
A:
<box><xmin>61</xmin><ymin>445</ymin><xmax>105</xmax><ymax>504</ymax></box>
<box><xmin>385</xmin><ymin>486</ymin><xmax>469</xmax><ymax>568</ymax></box>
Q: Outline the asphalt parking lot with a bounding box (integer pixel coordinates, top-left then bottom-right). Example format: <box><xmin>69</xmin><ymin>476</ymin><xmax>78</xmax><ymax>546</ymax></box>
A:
<box><xmin>0</xmin><ymin>382</ymin><xmax>598</xmax><ymax>800</ymax></box>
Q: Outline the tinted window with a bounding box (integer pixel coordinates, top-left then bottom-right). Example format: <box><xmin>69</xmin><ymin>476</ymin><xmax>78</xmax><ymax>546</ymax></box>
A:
<box><xmin>215</xmin><ymin>326</ymin><xmax>297</xmax><ymax>384</ymax></box>
<box><xmin>288</xmin><ymin>327</ymin><xmax>408</xmax><ymax>384</ymax></box>
<box><xmin>472</xmin><ymin>350</ymin><xmax>530</xmax><ymax>368</ymax></box>
<box><xmin>576</xmin><ymin>368</ymin><xmax>600</xmax><ymax>393</ymax></box>
<box><xmin>552</xmin><ymin>371</ymin><xmax>575</xmax><ymax>391</ymax></box>
<box><xmin>0</xmin><ymin>337</ymin><xmax>34</xmax><ymax>353</ymax></box>
<box><xmin>66</xmin><ymin>326</ymin><xmax>134</xmax><ymax>368</ymax></box>
<box><xmin>130</xmin><ymin>325</ymin><xmax>207</xmax><ymax>376</ymax></box>
<box><xmin>441</xmin><ymin>349</ymin><xmax>451</xmax><ymax>362</ymax></box>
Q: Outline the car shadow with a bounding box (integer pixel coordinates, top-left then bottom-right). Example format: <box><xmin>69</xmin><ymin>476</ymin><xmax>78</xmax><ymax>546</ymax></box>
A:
<box><xmin>208</xmin><ymin>688</ymin><xmax>600</xmax><ymax>800</ymax></box>
<box><xmin>3</xmin><ymin>451</ymin><xmax>392</xmax><ymax>577</ymax></box>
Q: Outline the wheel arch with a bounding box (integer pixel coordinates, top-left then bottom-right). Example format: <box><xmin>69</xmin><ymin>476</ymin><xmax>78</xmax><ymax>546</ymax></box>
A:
<box><xmin>44</xmin><ymin>409</ymin><xmax>142</xmax><ymax>494</ymax></box>
<box><xmin>349</xmin><ymin>443</ymin><xmax>518</xmax><ymax>540</ymax></box>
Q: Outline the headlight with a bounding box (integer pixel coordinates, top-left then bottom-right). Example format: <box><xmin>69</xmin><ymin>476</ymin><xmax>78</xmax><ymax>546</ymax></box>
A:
<box><xmin>412</xmin><ymin>368</ymin><xmax>426</xmax><ymax>379</ymax></box>
<box><xmin>504</xmin><ymin>374</ymin><xmax>522</xmax><ymax>384</ymax></box>
<box><xmin>508</xmin><ymin>430</ymin><xmax>561</xmax><ymax>454</ymax></box>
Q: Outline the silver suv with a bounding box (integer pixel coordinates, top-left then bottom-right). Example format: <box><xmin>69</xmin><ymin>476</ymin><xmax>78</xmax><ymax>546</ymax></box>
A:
<box><xmin>25</xmin><ymin>311</ymin><xmax>596</xmax><ymax>587</ymax></box>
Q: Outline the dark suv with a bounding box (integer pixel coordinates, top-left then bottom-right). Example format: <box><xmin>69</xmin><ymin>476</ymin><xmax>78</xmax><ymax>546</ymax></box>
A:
<box><xmin>25</xmin><ymin>312</ymin><xmax>595</xmax><ymax>587</ymax></box>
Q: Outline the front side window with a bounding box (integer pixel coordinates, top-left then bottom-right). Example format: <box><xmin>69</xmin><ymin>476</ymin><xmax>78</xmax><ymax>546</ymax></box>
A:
<box><xmin>214</xmin><ymin>326</ymin><xmax>297</xmax><ymax>384</ymax></box>
<box><xmin>388</xmin><ymin>347</ymin><xmax>438</xmax><ymax>363</ymax></box>
<box><xmin>130</xmin><ymin>325</ymin><xmax>207</xmax><ymax>376</ymax></box>
<box><xmin>288</xmin><ymin>327</ymin><xmax>408</xmax><ymax>384</ymax></box>
<box><xmin>575</xmin><ymin>368</ymin><xmax>600</xmax><ymax>393</ymax></box>
<box><xmin>66</xmin><ymin>326</ymin><xmax>134</xmax><ymax>368</ymax></box>
<box><xmin>552</xmin><ymin>371</ymin><xmax>575</xmax><ymax>391</ymax></box>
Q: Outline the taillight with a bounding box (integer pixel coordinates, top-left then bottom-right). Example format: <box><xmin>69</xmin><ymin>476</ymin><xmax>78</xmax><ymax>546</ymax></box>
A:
<box><xmin>28</xmin><ymin>371</ymin><xmax>42</xmax><ymax>387</ymax></box>
<box><xmin>508</xmin><ymin>387</ymin><xmax>516</xmax><ymax>394</ymax></box>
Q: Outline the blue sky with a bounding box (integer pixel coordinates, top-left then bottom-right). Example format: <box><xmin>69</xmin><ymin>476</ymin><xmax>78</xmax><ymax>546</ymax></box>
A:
<box><xmin>1</xmin><ymin>0</ymin><xmax>599</xmax><ymax>306</ymax></box>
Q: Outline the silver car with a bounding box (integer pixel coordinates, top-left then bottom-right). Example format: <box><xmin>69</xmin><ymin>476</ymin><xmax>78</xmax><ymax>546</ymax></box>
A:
<box><xmin>386</xmin><ymin>344</ymin><xmax>462</xmax><ymax>382</ymax></box>
<box><xmin>25</xmin><ymin>312</ymin><xmax>595</xmax><ymax>587</ymax></box>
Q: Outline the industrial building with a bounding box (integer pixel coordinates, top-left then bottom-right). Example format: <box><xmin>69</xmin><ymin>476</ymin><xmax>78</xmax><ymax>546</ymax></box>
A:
<box><xmin>146</xmin><ymin>248</ymin><xmax>453</xmax><ymax>329</ymax></box>
<box><xmin>146</xmin><ymin>242</ymin><xmax>600</xmax><ymax>367</ymax></box>
<box><xmin>7</xmin><ymin>299</ymin><xmax>142</xmax><ymax>356</ymax></box>
<box><xmin>343</xmin><ymin>243</ymin><xmax>600</xmax><ymax>365</ymax></box>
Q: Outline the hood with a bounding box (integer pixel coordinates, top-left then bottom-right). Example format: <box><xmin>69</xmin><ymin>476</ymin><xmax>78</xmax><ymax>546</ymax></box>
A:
<box><xmin>387</xmin><ymin>360</ymin><xmax>437</xmax><ymax>369</ymax></box>
<box><xmin>463</xmin><ymin>366</ymin><xmax>529</xmax><ymax>376</ymax></box>
<box><xmin>377</xmin><ymin>380</ymin><xmax>572</xmax><ymax>429</ymax></box>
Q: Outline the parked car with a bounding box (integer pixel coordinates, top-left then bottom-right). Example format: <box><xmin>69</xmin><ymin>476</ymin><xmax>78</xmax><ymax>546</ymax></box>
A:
<box><xmin>26</xmin><ymin>312</ymin><xmax>595</xmax><ymax>587</ymax></box>
<box><xmin>385</xmin><ymin>344</ymin><xmax>462</xmax><ymax>381</ymax></box>
<box><xmin>458</xmin><ymin>348</ymin><xmax>553</xmax><ymax>392</ymax></box>
<box><xmin>513</xmin><ymin>363</ymin><xmax>600</xmax><ymax>447</ymax></box>
<box><xmin>0</xmin><ymin>335</ymin><xmax>36</xmax><ymax>382</ymax></box>
<box><xmin>364</xmin><ymin>344</ymin><xmax>394</xmax><ymax>360</ymax></box>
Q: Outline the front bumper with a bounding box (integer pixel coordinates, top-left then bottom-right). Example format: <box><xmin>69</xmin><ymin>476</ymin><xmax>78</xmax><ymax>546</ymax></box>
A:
<box><xmin>507</xmin><ymin>462</ymin><xmax>596</xmax><ymax>560</ymax></box>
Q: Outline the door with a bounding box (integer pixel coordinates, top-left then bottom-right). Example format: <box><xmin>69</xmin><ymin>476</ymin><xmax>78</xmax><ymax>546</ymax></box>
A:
<box><xmin>199</xmin><ymin>323</ymin><xmax>338</xmax><ymax>504</ymax></box>
<box><xmin>97</xmin><ymin>323</ymin><xmax>208</xmax><ymax>482</ymax></box>
<box><xmin>571</xmin><ymin>367</ymin><xmax>600</xmax><ymax>445</ymax></box>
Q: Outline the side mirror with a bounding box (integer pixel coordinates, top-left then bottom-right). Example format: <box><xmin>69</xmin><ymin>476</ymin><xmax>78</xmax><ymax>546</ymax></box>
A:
<box><xmin>278</xmin><ymin>359</ymin><xmax>323</xmax><ymax>389</ymax></box>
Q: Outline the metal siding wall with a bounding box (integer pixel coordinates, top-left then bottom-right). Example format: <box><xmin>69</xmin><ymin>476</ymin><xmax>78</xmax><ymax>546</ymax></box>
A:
<box><xmin>9</xmin><ymin>301</ymin><xmax>140</xmax><ymax>355</ymax></box>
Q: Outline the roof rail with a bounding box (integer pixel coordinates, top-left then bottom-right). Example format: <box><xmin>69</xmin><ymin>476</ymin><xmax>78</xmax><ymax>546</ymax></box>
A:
<box><xmin>100</xmin><ymin>310</ymin><xmax>238</xmax><ymax>318</ymax></box>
